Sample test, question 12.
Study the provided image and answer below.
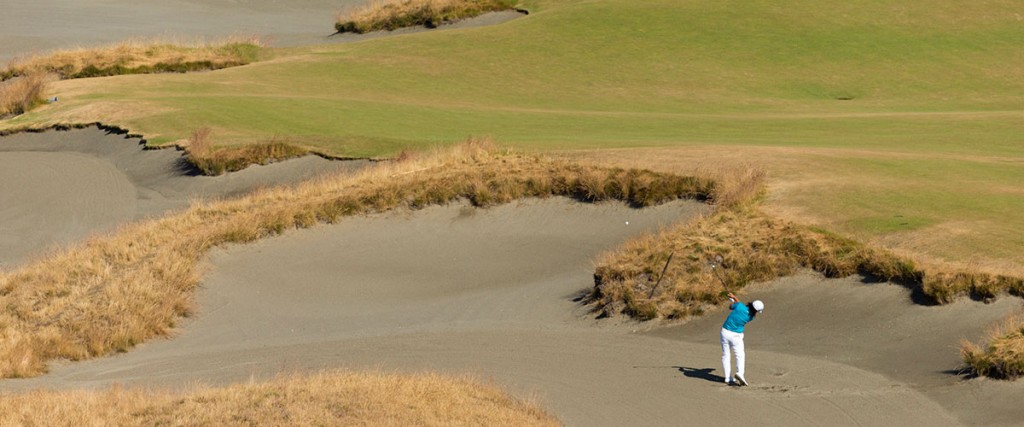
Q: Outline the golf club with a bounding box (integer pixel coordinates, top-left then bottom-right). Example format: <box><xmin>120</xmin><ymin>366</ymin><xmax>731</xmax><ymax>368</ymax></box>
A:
<box><xmin>708</xmin><ymin>254</ymin><xmax>729</xmax><ymax>296</ymax></box>
<box><xmin>647</xmin><ymin>251</ymin><xmax>674</xmax><ymax>298</ymax></box>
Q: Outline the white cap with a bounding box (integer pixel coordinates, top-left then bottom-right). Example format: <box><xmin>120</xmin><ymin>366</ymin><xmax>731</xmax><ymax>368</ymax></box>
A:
<box><xmin>752</xmin><ymin>300</ymin><xmax>764</xmax><ymax>312</ymax></box>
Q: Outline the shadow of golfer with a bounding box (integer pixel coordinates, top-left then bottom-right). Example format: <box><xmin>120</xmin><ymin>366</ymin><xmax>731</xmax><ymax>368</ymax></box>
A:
<box><xmin>674</xmin><ymin>366</ymin><xmax>726</xmax><ymax>383</ymax></box>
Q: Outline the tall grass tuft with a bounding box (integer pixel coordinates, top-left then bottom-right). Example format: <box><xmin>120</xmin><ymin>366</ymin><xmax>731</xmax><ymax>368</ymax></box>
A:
<box><xmin>0</xmin><ymin>139</ymin><xmax>715</xmax><ymax>378</ymax></box>
<box><xmin>0</xmin><ymin>370</ymin><xmax>559</xmax><ymax>425</ymax></box>
<box><xmin>185</xmin><ymin>128</ymin><xmax>311</xmax><ymax>175</ymax></box>
<box><xmin>961</xmin><ymin>314</ymin><xmax>1024</xmax><ymax>380</ymax></box>
<box><xmin>336</xmin><ymin>0</ymin><xmax>518</xmax><ymax>33</ymax></box>
<box><xmin>0</xmin><ymin>37</ymin><xmax>264</xmax><ymax>81</ymax></box>
<box><xmin>0</xmin><ymin>73</ymin><xmax>51</xmax><ymax>117</ymax></box>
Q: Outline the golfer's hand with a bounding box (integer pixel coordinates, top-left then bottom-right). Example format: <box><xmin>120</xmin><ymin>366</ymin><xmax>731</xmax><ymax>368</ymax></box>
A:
<box><xmin>727</xmin><ymin>292</ymin><xmax>737</xmax><ymax>301</ymax></box>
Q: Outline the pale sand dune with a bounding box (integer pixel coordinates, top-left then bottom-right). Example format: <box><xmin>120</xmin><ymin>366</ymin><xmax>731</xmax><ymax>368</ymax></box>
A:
<box><xmin>5</xmin><ymin>197</ymin><xmax>1020</xmax><ymax>426</ymax></box>
<box><xmin>0</xmin><ymin>127</ymin><xmax>366</xmax><ymax>267</ymax></box>
<box><xmin>0</xmin><ymin>0</ymin><xmax>524</xmax><ymax>63</ymax></box>
<box><xmin>0</xmin><ymin>0</ymin><xmax>363</xmax><ymax>62</ymax></box>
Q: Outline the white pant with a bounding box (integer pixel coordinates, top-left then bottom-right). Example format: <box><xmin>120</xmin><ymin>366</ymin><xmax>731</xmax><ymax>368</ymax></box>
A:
<box><xmin>721</xmin><ymin>328</ymin><xmax>745</xmax><ymax>381</ymax></box>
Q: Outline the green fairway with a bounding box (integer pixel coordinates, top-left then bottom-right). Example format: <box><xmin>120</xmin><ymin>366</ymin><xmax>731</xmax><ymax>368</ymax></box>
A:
<box><xmin>3</xmin><ymin>0</ymin><xmax>1022</xmax><ymax>266</ymax></box>
<box><xmin>784</xmin><ymin>154</ymin><xmax>1024</xmax><ymax>265</ymax></box>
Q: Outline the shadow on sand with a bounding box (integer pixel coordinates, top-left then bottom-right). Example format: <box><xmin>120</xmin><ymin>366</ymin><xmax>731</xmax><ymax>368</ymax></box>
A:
<box><xmin>630</xmin><ymin>365</ymin><xmax>725</xmax><ymax>384</ymax></box>
<box><xmin>675</xmin><ymin>366</ymin><xmax>726</xmax><ymax>384</ymax></box>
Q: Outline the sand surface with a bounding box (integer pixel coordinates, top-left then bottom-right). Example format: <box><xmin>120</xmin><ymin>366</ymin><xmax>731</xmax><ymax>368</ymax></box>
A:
<box><xmin>3</xmin><ymin>184</ymin><xmax>1022</xmax><ymax>425</ymax></box>
<box><xmin>0</xmin><ymin>127</ymin><xmax>366</xmax><ymax>267</ymax></box>
<box><xmin>0</xmin><ymin>0</ymin><xmax>361</xmax><ymax>62</ymax></box>
<box><xmin>3</xmin><ymin>3</ymin><xmax>1024</xmax><ymax>425</ymax></box>
<box><xmin>0</xmin><ymin>0</ymin><xmax>524</xmax><ymax>62</ymax></box>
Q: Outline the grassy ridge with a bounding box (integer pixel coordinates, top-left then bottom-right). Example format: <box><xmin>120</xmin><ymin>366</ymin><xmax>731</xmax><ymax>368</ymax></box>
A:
<box><xmin>185</xmin><ymin>128</ymin><xmax>311</xmax><ymax>175</ymax></box>
<box><xmin>336</xmin><ymin>0</ymin><xmax>518</xmax><ymax>33</ymax></box>
<box><xmin>0</xmin><ymin>370</ymin><xmax>558</xmax><ymax>426</ymax></box>
<box><xmin>0</xmin><ymin>141</ymin><xmax>715</xmax><ymax>378</ymax></box>
<box><xmin>591</xmin><ymin>208</ymin><xmax>1024</xmax><ymax>321</ymax></box>
<box><xmin>0</xmin><ymin>38</ymin><xmax>263</xmax><ymax>81</ymax></box>
<box><xmin>590</xmin><ymin>210</ymin><xmax>911</xmax><ymax>320</ymax></box>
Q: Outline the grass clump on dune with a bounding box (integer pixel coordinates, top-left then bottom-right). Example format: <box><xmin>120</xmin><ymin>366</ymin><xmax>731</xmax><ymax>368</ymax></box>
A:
<box><xmin>961</xmin><ymin>315</ymin><xmax>1024</xmax><ymax>380</ymax></box>
<box><xmin>0</xmin><ymin>139</ymin><xmax>714</xmax><ymax>378</ymax></box>
<box><xmin>0</xmin><ymin>73</ymin><xmax>51</xmax><ymax>118</ymax></box>
<box><xmin>592</xmin><ymin>208</ymin><xmax>1024</xmax><ymax>322</ymax></box>
<box><xmin>0</xmin><ymin>370</ymin><xmax>558</xmax><ymax>426</ymax></box>
<box><xmin>185</xmin><ymin>128</ymin><xmax>311</xmax><ymax>175</ymax></box>
<box><xmin>589</xmin><ymin>209</ymin><xmax>921</xmax><ymax>320</ymax></box>
<box><xmin>0</xmin><ymin>37</ymin><xmax>263</xmax><ymax>81</ymax></box>
<box><xmin>922</xmin><ymin>269</ymin><xmax>1024</xmax><ymax>305</ymax></box>
<box><xmin>336</xmin><ymin>0</ymin><xmax>518</xmax><ymax>33</ymax></box>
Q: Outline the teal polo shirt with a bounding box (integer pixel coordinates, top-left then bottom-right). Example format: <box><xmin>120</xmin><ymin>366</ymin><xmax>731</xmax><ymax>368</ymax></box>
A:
<box><xmin>722</xmin><ymin>302</ymin><xmax>754</xmax><ymax>333</ymax></box>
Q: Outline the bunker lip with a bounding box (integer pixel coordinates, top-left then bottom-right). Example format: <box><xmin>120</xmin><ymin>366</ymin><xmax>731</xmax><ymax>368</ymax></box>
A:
<box><xmin>330</xmin><ymin>9</ymin><xmax>527</xmax><ymax>37</ymax></box>
<box><xmin>0</xmin><ymin>126</ymin><xmax>367</xmax><ymax>267</ymax></box>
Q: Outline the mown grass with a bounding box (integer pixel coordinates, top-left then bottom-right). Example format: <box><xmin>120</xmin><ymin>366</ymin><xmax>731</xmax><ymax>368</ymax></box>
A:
<box><xmin>11</xmin><ymin>0</ymin><xmax>1020</xmax><ymax>149</ymax></box>
<box><xmin>336</xmin><ymin>0</ymin><xmax>518</xmax><ymax>33</ymax></box>
<box><xmin>0</xmin><ymin>73</ymin><xmax>50</xmax><ymax>118</ymax></box>
<box><xmin>0</xmin><ymin>370</ymin><xmax>558</xmax><ymax>426</ymax></box>
<box><xmin>0</xmin><ymin>140</ymin><xmax>715</xmax><ymax>378</ymax></box>
<box><xmin>566</xmin><ymin>143</ymin><xmax>1024</xmax><ymax>276</ymax></box>
<box><xmin>0</xmin><ymin>37</ymin><xmax>263</xmax><ymax>81</ymax></box>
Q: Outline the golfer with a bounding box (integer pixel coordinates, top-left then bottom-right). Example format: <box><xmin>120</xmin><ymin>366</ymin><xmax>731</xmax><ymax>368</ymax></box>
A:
<box><xmin>721</xmin><ymin>292</ymin><xmax>764</xmax><ymax>386</ymax></box>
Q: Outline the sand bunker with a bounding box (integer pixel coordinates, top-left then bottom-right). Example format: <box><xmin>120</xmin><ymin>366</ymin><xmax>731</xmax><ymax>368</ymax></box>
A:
<box><xmin>0</xmin><ymin>0</ymin><xmax>524</xmax><ymax>63</ymax></box>
<box><xmin>0</xmin><ymin>127</ymin><xmax>366</xmax><ymax>267</ymax></box>
<box><xmin>5</xmin><ymin>197</ymin><xmax>1021</xmax><ymax>426</ymax></box>
<box><xmin>0</xmin><ymin>0</ymin><xmax>362</xmax><ymax>62</ymax></box>
<box><xmin>5</xmin><ymin>2</ymin><xmax>1022</xmax><ymax>425</ymax></box>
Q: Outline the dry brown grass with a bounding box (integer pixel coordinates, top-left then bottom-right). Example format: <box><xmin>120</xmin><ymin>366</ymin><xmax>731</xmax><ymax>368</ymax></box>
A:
<box><xmin>590</xmin><ymin>207</ymin><xmax>1024</xmax><ymax>321</ymax></box>
<box><xmin>0</xmin><ymin>370</ymin><xmax>558</xmax><ymax>426</ymax></box>
<box><xmin>185</xmin><ymin>128</ymin><xmax>311</xmax><ymax>175</ymax></box>
<box><xmin>961</xmin><ymin>314</ymin><xmax>1024</xmax><ymax>380</ymax></box>
<box><xmin>0</xmin><ymin>73</ymin><xmax>52</xmax><ymax>117</ymax></box>
<box><xmin>922</xmin><ymin>268</ymin><xmax>1024</xmax><ymax>305</ymax></box>
<box><xmin>559</xmin><ymin>150</ymin><xmax>770</xmax><ymax>212</ymax></box>
<box><xmin>589</xmin><ymin>209</ymin><xmax>920</xmax><ymax>320</ymax></box>
<box><xmin>336</xmin><ymin>0</ymin><xmax>518</xmax><ymax>33</ymax></box>
<box><xmin>0</xmin><ymin>139</ymin><xmax>715</xmax><ymax>378</ymax></box>
<box><xmin>0</xmin><ymin>37</ymin><xmax>264</xmax><ymax>81</ymax></box>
